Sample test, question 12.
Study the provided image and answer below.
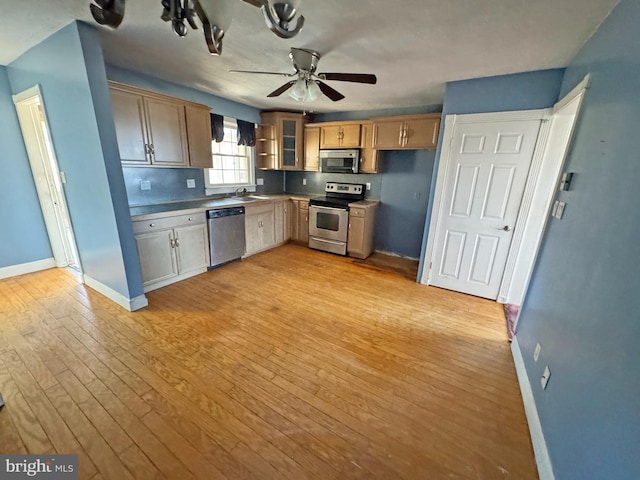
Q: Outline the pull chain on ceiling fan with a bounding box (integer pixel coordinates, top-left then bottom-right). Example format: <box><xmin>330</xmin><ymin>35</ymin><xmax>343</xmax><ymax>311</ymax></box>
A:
<box><xmin>230</xmin><ymin>48</ymin><xmax>377</xmax><ymax>102</ymax></box>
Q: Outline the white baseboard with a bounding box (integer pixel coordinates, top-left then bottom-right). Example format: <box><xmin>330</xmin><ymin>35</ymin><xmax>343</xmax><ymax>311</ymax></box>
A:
<box><xmin>0</xmin><ymin>258</ymin><xmax>56</xmax><ymax>280</ymax></box>
<box><xmin>511</xmin><ymin>336</ymin><xmax>555</xmax><ymax>480</ymax></box>
<box><xmin>373</xmin><ymin>249</ymin><xmax>419</xmax><ymax>261</ymax></box>
<box><xmin>83</xmin><ymin>275</ymin><xmax>148</xmax><ymax>312</ymax></box>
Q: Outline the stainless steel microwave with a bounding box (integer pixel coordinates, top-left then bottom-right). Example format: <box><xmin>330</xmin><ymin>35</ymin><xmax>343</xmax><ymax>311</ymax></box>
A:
<box><xmin>319</xmin><ymin>149</ymin><xmax>360</xmax><ymax>174</ymax></box>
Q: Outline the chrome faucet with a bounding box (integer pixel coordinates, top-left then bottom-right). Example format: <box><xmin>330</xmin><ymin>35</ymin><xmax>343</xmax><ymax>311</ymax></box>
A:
<box><xmin>233</xmin><ymin>187</ymin><xmax>248</xmax><ymax>197</ymax></box>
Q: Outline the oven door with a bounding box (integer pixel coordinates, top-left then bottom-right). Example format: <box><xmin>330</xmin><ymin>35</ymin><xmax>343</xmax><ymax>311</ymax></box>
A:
<box><xmin>309</xmin><ymin>205</ymin><xmax>349</xmax><ymax>242</ymax></box>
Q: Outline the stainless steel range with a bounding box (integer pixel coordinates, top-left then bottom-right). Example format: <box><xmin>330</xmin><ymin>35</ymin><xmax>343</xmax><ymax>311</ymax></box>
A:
<box><xmin>308</xmin><ymin>182</ymin><xmax>365</xmax><ymax>255</ymax></box>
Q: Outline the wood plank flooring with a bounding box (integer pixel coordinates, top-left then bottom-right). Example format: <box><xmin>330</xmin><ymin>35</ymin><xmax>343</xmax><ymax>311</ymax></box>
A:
<box><xmin>0</xmin><ymin>244</ymin><xmax>537</xmax><ymax>479</ymax></box>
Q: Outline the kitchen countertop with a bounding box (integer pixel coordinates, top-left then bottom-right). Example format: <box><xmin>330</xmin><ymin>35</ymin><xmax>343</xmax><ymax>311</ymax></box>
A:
<box><xmin>130</xmin><ymin>194</ymin><xmax>310</xmax><ymax>220</ymax></box>
<box><xmin>130</xmin><ymin>194</ymin><xmax>379</xmax><ymax>221</ymax></box>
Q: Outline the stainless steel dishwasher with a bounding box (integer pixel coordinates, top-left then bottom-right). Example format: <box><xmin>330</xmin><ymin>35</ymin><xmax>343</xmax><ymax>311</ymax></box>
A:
<box><xmin>207</xmin><ymin>207</ymin><xmax>246</xmax><ymax>269</ymax></box>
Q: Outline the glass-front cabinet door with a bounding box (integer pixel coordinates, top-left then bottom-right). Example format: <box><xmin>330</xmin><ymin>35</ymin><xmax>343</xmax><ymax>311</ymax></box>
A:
<box><xmin>281</xmin><ymin>119</ymin><xmax>298</xmax><ymax>168</ymax></box>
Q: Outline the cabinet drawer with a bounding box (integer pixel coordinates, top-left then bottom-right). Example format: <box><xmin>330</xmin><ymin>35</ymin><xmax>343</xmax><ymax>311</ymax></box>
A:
<box><xmin>349</xmin><ymin>208</ymin><xmax>366</xmax><ymax>218</ymax></box>
<box><xmin>132</xmin><ymin>212</ymin><xmax>205</xmax><ymax>234</ymax></box>
<box><xmin>244</xmin><ymin>202</ymin><xmax>275</xmax><ymax>216</ymax></box>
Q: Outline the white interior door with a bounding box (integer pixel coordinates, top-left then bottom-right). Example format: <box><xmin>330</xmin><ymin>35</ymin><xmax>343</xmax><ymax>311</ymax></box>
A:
<box><xmin>13</xmin><ymin>86</ymin><xmax>82</xmax><ymax>271</ymax></box>
<box><xmin>429</xmin><ymin>119</ymin><xmax>542</xmax><ymax>299</ymax></box>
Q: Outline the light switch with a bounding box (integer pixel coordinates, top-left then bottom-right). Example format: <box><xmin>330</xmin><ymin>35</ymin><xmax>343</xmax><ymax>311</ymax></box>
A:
<box><xmin>541</xmin><ymin>366</ymin><xmax>551</xmax><ymax>390</ymax></box>
<box><xmin>140</xmin><ymin>180</ymin><xmax>151</xmax><ymax>191</ymax></box>
<box><xmin>366</xmin><ymin>182</ymin><xmax>371</xmax><ymax>191</ymax></box>
<box><xmin>555</xmin><ymin>201</ymin><xmax>566</xmax><ymax>219</ymax></box>
<box><xmin>186</xmin><ymin>178</ymin><xmax>196</xmax><ymax>189</ymax></box>
<box><xmin>257</xmin><ymin>178</ymin><xmax>264</xmax><ymax>186</ymax></box>
<box><xmin>303</xmin><ymin>178</ymin><xmax>307</xmax><ymax>186</ymax></box>
<box><xmin>551</xmin><ymin>200</ymin><xmax>559</xmax><ymax>218</ymax></box>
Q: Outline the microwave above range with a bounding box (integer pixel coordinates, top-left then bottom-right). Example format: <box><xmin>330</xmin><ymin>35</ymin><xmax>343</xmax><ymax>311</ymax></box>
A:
<box><xmin>319</xmin><ymin>149</ymin><xmax>360</xmax><ymax>174</ymax></box>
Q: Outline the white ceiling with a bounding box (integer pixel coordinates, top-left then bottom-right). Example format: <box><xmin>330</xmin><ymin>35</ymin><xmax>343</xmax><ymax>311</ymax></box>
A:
<box><xmin>0</xmin><ymin>0</ymin><xmax>619</xmax><ymax>113</ymax></box>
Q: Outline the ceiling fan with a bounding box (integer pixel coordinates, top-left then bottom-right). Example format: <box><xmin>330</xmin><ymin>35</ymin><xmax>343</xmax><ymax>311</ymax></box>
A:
<box><xmin>230</xmin><ymin>48</ymin><xmax>377</xmax><ymax>102</ymax></box>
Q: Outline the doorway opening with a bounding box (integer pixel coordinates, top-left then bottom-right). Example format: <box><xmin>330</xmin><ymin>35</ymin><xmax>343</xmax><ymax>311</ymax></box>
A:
<box><xmin>13</xmin><ymin>86</ymin><xmax>82</xmax><ymax>274</ymax></box>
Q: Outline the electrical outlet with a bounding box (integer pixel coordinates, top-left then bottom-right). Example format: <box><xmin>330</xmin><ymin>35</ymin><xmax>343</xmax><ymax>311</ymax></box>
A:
<box><xmin>366</xmin><ymin>182</ymin><xmax>371</xmax><ymax>191</ymax></box>
<box><xmin>59</xmin><ymin>171</ymin><xmax>67</xmax><ymax>184</ymax></box>
<box><xmin>257</xmin><ymin>178</ymin><xmax>264</xmax><ymax>186</ymax></box>
<box><xmin>413</xmin><ymin>192</ymin><xmax>421</xmax><ymax>200</ymax></box>
<box><xmin>534</xmin><ymin>343</ymin><xmax>541</xmax><ymax>362</ymax></box>
<box><xmin>303</xmin><ymin>178</ymin><xmax>307</xmax><ymax>186</ymax></box>
<box><xmin>186</xmin><ymin>179</ymin><xmax>196</xmax><ymax>189</ymax></box>
<box><xmin>541</xmin><ymin>366</ymin><xmax>551</xmax><ymax>390</ymax></box>
<box><xmin>140</xmin><ymin>180</ymin><xmax>151</xmax><ymax>191</ymax></box>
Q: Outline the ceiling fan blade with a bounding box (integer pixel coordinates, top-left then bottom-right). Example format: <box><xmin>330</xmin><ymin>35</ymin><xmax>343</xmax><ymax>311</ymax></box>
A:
<box><xmin>317</xmin><ymin>81</ymin><xmax>345</xmax><ymax>102</ymax></box>
<box><xmin>230</xmin><ymin>70</ymin><xmax>294</xmax><ymax>77</ymax></box>
<box><xmin>267</xmin><ymin>81</ymin><xmax>296</xmax><ymax>97</ymax></box>
<box><xmin>319</xmin><ymin>73</ymin><xmax>377</xmax><ymax>84</ymax></box>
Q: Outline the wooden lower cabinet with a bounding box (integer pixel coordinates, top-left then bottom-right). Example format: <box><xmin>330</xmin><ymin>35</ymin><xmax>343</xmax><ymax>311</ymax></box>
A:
<box><xmin>347</xmin><ymin>204</ymin><xmax>378</xmax><ymax>259</ymax></box>
<box><xmin>275</xmin><ymin>200</ymin><xmax>292</xmax><ymax>244</ymax></box>
<box><xmin>244</xmin><ymin>203</ymin><xmax>276</xmax><ymax>256</ymax></box>
<box><xmin>290</xmin><ymin>199</ymin><xmax>309</xmax><ymax>244</ymax></box>
<box><xmin>133</xmin><ymin>212</ymin><xmax>209</xmax><ymax>292</ymax></box>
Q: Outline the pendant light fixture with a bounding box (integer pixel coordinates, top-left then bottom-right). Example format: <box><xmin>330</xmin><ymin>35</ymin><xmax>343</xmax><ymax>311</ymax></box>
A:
<box><xmin>89</xmin><ymin>0</ymin><xmax>305</xmax><ymax>55</ymax></box>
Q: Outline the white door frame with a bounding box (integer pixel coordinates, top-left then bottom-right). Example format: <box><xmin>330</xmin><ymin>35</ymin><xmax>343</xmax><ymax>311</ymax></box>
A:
<box><xmin>501</xmin><ymin>74</ymin><xmax>590</xmax><ymax>307</ymax></box>
<box><xmin>422</xmin><ymin>74</ymin><xmax>590</xmax><ymax>308</ymax></box>
<box><xmin>13</xmin><ymin>85</ymin><xmax>82</xmax><ymax>272</ymax></box>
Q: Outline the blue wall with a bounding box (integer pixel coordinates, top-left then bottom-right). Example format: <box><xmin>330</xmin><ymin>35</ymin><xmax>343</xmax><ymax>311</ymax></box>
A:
<box><xmin>376</xmin><ymin>150</ymin><xmax>435</xmax><ymax>257</ymax></box>
<box><xmin>516</xmin><ymin>0</ymin><xmax>640</xmax><ymax>478</ymax></box>
<box><xmin>0</xmin><ymin>67</ymin><xmax>52</xmax><ymax>268</ymax></box>
<box><xmin>417</xmin><ymin>69</ymin><xmax>565</xmax><ymax>277</ymax></box>
<box><xmin>7</xmin><ymin>22</ymin><xmax>139</xmax><ymax>298</ymax></box>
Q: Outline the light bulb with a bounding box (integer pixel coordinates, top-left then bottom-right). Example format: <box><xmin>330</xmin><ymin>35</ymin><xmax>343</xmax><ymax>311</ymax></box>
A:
<box><xmin>288</xmin><ymin>77</ymin><xmax>308</xmax><ymax>101</ymax></box>
<box><xmin>304</xmin><ymin>80</ymin><xmax>321</xmax><ymax>101</ymax></box>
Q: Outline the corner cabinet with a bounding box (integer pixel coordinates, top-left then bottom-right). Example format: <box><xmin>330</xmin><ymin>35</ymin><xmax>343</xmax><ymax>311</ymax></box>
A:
<box><xmin>132</xmin><ymin>212</ymin><xmax>209</xmax><ymax>292</ymax></box>
<box><xmin>347</xmin><ymin>203</ymin><xmax>378</xmax><ymax>259</ymax></box>
<box><xmin>372</xmin><ymin>113</ymin><xmax>441</xmax><ymax>150</ymax></box>
<box><xmin>109</xmin><ymin>81</ymin><xmax>212</xmax><ymax>168</ymax></box>
<box><xmin>260</xmin><ymin>112</ymin><xmax>305</xmax><ymax>170</ymax></box>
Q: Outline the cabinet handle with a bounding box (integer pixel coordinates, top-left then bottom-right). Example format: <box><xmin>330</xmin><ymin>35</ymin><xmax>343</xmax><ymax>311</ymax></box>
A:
<box><xmin>188</xmin><ymin>217</ymin><xmax>193</xmax><ymax>221</ymax></box>
<box><xmin>149</xmin><ymin>144</ymin><xmax>155</xmax><ymax>154</ymax></box>
<box><xmin>149</xmin><ymin>223</ymin><xmax>155</xmax><ymax>227</ymax></box>
<box><xmin>170</xmin><ymin>238</ymin><xmax>175</xmax><ymax>248</ymax></box>
<box><xmin>398</xmin><ymin>125</ymin><xmax>404</xmax><ymax>146</ymax></box>
<box><xmin>175</xmin><ymin>237</ymin><xmax>180</xmax><ymax>247</ymax></box>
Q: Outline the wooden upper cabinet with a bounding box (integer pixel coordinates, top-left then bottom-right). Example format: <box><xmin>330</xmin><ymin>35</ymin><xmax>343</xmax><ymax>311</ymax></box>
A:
<box><xmin>110</xmin><ymin>89</ymin><xmax>150</xmax><ymax>165</ymax></box>
<box><xmin>144</xmin><ymin>97</ymin><xmax>189</xmax><ymax>167</ymax></box>
<box><xmin>109</xmin><ymin>81</ymin><xmax>212</xmax><ymax>168</ymax></box>
<box><xmin>359</xmin><ymin>122</ymin><xmax>378</xmax><ymax>173</ymax></box>
<box><xmin>304</xmin><ymin>126</ymin><xmax>320</xmax><ymax>171</ymax></box>
<box><xmin>260</xmin><ymin>112</ymin><xmax>305</xmax><ymax>170</ymax></box>
<box><xmin>185</xmin><ymin>104</ymin><xmax>213</xmax><ymax>169</ymax></box>
<box><xmin>319</xmin><ymin>123</ymin><xmax>361</xmax><ymax>148</ymax></box>
<box><xmin>372</xmin><ymin>114</ymin><xmax>441</xmax><ymax>150</ymax></box>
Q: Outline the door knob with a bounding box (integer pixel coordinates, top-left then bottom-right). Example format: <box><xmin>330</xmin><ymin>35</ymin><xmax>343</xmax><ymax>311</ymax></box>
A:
<box><xmin>499</xmin><ymin>225</ymin><xmax>512</xmax><ymax>232</ymax></box>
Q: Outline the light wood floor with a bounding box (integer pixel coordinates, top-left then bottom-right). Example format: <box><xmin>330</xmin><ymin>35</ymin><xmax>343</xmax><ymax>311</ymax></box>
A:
<box><xmin>0</xmin><ymin>244</ymin><xmax>537</xmax><ymax>479</ymax></box>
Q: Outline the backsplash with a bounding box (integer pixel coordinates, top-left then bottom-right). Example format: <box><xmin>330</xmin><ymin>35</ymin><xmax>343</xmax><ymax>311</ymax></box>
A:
<box><xmin>284</xmin><ymin>171</ymin><xmax>382</xmax><ymax>199</ymax></box>
<box><xmin>123</xmin><ymin>167</ymin><xmax>284</xmax><ymax>205</ymax></box>
<box><xmin>123</xmin><ymin>167</ymin><xmax>206</xmax><ymax>205</ymax></box>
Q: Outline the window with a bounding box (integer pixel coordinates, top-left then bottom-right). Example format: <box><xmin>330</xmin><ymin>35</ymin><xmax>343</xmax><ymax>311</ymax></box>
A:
<box><xmin>204</xmin><ymin>119</ymin><xmax>255</xmax><ymax>193</ymax></box>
